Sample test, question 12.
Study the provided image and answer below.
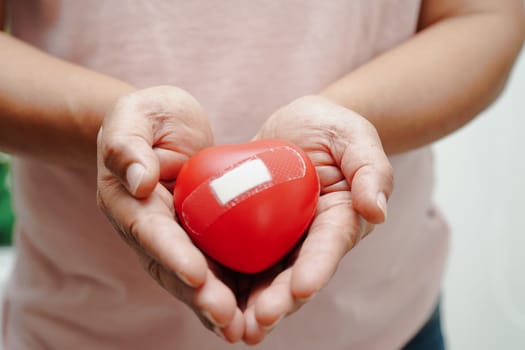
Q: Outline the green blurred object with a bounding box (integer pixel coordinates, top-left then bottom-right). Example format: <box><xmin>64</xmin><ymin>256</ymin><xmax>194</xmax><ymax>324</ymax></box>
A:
<box><xmin>0</xmin><ymin>153</ymin><xmax>14</xmax><ymax>246</ymax></box>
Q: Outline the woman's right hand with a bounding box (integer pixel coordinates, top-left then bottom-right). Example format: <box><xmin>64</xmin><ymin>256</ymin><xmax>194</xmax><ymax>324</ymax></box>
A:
<box><xmin>96</xmin><ymin>86</ymin><xmax>244</xmax><ymax>342</ymax></box>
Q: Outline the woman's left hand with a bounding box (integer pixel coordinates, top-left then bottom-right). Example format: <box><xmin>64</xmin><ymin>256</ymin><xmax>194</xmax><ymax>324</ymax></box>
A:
<box><xmin>241</xmin><ymin>95</ymin><xmax>394</xmax><ymax>344</ymax></box>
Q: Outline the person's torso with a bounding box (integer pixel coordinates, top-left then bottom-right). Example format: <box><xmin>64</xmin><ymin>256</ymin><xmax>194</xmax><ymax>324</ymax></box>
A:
<box><xmin>3</xmin><ymin>1</ymin><xmax>449</xmax><ymax>349</ymax></box>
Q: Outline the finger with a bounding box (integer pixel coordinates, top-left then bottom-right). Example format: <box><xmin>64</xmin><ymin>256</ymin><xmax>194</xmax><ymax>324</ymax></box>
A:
<box><xmin>316</xmin><ymin>165</ymin><xmax>347</xmax><ymax>193</ymax></box>
<box><xmin>132</xmin><ymin>210</ymin><xmax>209</xmax><ymax>288</ymax></box>
<box><xmin>97</xmin><ymin>176</ymin><xmax>242</xmax><ymax>339</ymax></box>
<box><xmin>143</xmin><ymin>258</ymin><xmax>240</xmax><ymax>339</ymax></box>
<box><xmin>97</xmin><ymin>174</ymin><xmax>208</xmax><ymax>287</ymax></box>
<box><xmin>192</xmin><ymin>270</ymin><xmax>239</xmax><ymax>329</ymax></box>
<box><xmin>338</xmin><ymin>119</ymin><xmax>394</xmax><ymax>224</ymax></box>
<box><xmin>244</xmin><ymin>264</ymin><xmax>283</xmax><ymax>310</ymax></box>
<box><xmin>290</xmin><ymin>192</ymin><xmax>362</xmax><ymax>300</ymax></box>
<box><xmin>253</xmin><ymin>269</ymin><xmax>294</xmax><ymax>328</ymax></box>
<box><xmin>244</xmin><ymin>269</ymin><xmax>298</xmax><ymax>344</ymax></box>
<box><xmin>99</xmin><ymin>86</ymin><xmax>212</xmax><ymax>198</ymax></box>
<box><xmin>99</xmin><ymin>92</ymin><xmax>160</xmax><ymax>198</ymax></box>
<box><xmin>218</xmin><ymin>308</ymin><xmax>245</xmax><ymax>343</ymax></box>
<box><xmin>243</xmin><ymin>306</ymin><xmax>266</xmax><ymax>345</ymax></box>
<box><xmin>154</xmin><ymin>147</ymin><xmax>189</xmax><ymax>181</ymax></box>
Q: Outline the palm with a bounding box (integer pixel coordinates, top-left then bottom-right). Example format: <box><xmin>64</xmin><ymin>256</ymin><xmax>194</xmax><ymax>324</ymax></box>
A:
<box><xmin>234</xmin><ymin>149</ymin><xmax>363</xmax><ymax>344</ymax></box>
<box><xmin>238</xmin><ymin>95</ymin><xmax>392</xmax><ymax>344</ymax></box>
<box><xmin>98</xmin><ymin>86</ymin><xmax>247</xmax><ymax>342</ymax></box>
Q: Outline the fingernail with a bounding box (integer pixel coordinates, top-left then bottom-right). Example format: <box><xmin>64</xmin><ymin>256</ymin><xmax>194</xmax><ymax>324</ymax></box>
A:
<box><xmin>261</xmin><ymin>314</ymin><xmax>283</xmax><ymax>332</ymax></box>
<box><xmin>376</xmin><ymin>192</ymin><xmax>387</xmax><ymax>220</ymax></box>
<box><xmin>213</xmin><ymin>325</ymin><xmax>226</xmax><ymax>340</ymax></box>
<box><xmin>202</xmin><ymin>310</ymin><xmax>220</xmax><ymax>327</ymax></box>
<box><xmin>126</xmin><ymin>163</ymin><xmax>145</xmax><ymax>195</ymax></box>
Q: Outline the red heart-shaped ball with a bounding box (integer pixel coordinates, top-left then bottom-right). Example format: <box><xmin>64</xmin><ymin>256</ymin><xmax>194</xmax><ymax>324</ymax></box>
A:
<box><xmin>173</xmin><ymin>139</ymin><xmax>319</xmax><ymax>273</ymax></box>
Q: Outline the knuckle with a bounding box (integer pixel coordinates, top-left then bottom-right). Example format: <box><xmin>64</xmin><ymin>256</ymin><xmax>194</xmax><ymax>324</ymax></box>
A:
<box><xmin>127</xmin><ymin>215</ymin><xmax>150</xmax><ymax>247</ymax></box>
<box><xmin>117</xmin><ymin>215</ymin><xmax>148</xmax><ymax>251</ymax></box>
<box><xmin>380</xmin><ymin>163</ymin><xmax>395</xmax><ymax>193</ymax></box>
<box><xmin>157</xmin><ymin>86</ymin><xmax>204</xmax><ymax>117</ymax></box>
<box><xmin>127</xmin><ymin>213</ymin><xmax>170</xmax><ymax>254</ymax></box>
<box><xmin>363</xmin><ymin>119</ymin><xmax>379</xmax><ymax>135</ymax></box>
<box><xmin>117</xmin><ymin>224</ymin><xmax>140</xmax><ymax>249</ymax></box>
<box><xmin>385</xmin><ymin>163</ymin><xmax>394</xmax><ymax>180</ymax></box>
<box><xmin>350</xmin><ymin>114</ymin><xmax>379</xmax><ymax>139</ymax></box>
<box><xmin>148</xmin><ymin>87</ymin><xmax>209</xmax><ymax>134</ymax></box>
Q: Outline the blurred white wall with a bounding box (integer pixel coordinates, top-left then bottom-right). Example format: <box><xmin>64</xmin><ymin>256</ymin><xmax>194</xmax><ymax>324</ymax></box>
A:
<box><xmin>437</xmin><ymin>47</ymin><xmax>525</xmax><ymax>349</ymax></box>
<box><xmin>0</xmin><ymin>247</ymin><xmax>14</xmax><ymax>350</ymax></box>
<box><xmin>0</xmin><ymin>248</ymin><xmax>13</xmax><ymax>292</ymax></box>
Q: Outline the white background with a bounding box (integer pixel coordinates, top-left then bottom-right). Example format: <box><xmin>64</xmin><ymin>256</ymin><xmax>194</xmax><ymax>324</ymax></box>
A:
<box><xmin>0</xmin><ymin>46</ymin><xmax>524</xmax><ymax>350</ymax></box>
<box><xmin>436</xmin><ymin>47</ymin><xmax>525</xmax><ymax>347</ymax></box>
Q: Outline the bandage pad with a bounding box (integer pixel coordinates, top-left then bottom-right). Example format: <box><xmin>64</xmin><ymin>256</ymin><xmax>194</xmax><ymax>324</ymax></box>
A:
<box><xmin>181</xmin><ymin>146</ymin><xmax>306</xmax><ymax>235</ymax></box>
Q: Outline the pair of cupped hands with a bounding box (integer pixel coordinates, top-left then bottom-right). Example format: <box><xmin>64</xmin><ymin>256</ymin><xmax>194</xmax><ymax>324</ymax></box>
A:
<box><xmin>96</xmin><ymin>86</ymin><xmax>393</xmax><ymax>344</ymax></box>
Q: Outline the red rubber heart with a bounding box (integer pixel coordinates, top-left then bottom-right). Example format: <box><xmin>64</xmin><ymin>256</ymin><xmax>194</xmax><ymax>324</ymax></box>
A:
<box><xmin>173</xmin><ymin>139</ymin><xmax>320</xmax><ymax>273</ymax></box>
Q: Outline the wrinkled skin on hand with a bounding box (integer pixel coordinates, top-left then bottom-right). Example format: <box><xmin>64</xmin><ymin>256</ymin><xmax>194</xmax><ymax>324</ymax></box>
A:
<box><xmin>97</xmin><ymin>86</ymin><xmax>244</xmax><ymax>342</ymax></box>
<box><xmin>97</xmin><ymin>89</ymin><xmax>393</xmax><ymax>345</ymax></box>
<box><xmin>239</xmin><ymin>95</ymin><xmax>394</xmax><ymax>344</ymax></box>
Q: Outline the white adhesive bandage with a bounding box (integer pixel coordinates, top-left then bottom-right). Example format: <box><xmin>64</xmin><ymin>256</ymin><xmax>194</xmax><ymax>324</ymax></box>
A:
<box><xmin>181</xmin><ymin>146</ymin><xmax>306</xmax><ymax>235</ymax></box>
<box><xmin>210</xmin><ymin>159</ymin><xmax>272</xmax><ymax>205</ymax></box>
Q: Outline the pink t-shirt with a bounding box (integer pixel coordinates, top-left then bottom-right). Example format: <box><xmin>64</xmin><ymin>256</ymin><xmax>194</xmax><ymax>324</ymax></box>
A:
<box><xmin>3</xmin><ymin>1</ymin><xmax>449</xmax><ymax>349</ymax></box>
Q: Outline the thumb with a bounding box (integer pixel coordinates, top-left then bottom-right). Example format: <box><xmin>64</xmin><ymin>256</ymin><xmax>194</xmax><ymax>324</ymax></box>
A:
<box><xmin>339</xmin><ymin>120</ymin><xmax>393</xmax><ymax>224</ymax></box>
<box><xmin>98</xmin><ymin>92</ymin><xmax>160</xmax><ymax>198</ymax></box>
